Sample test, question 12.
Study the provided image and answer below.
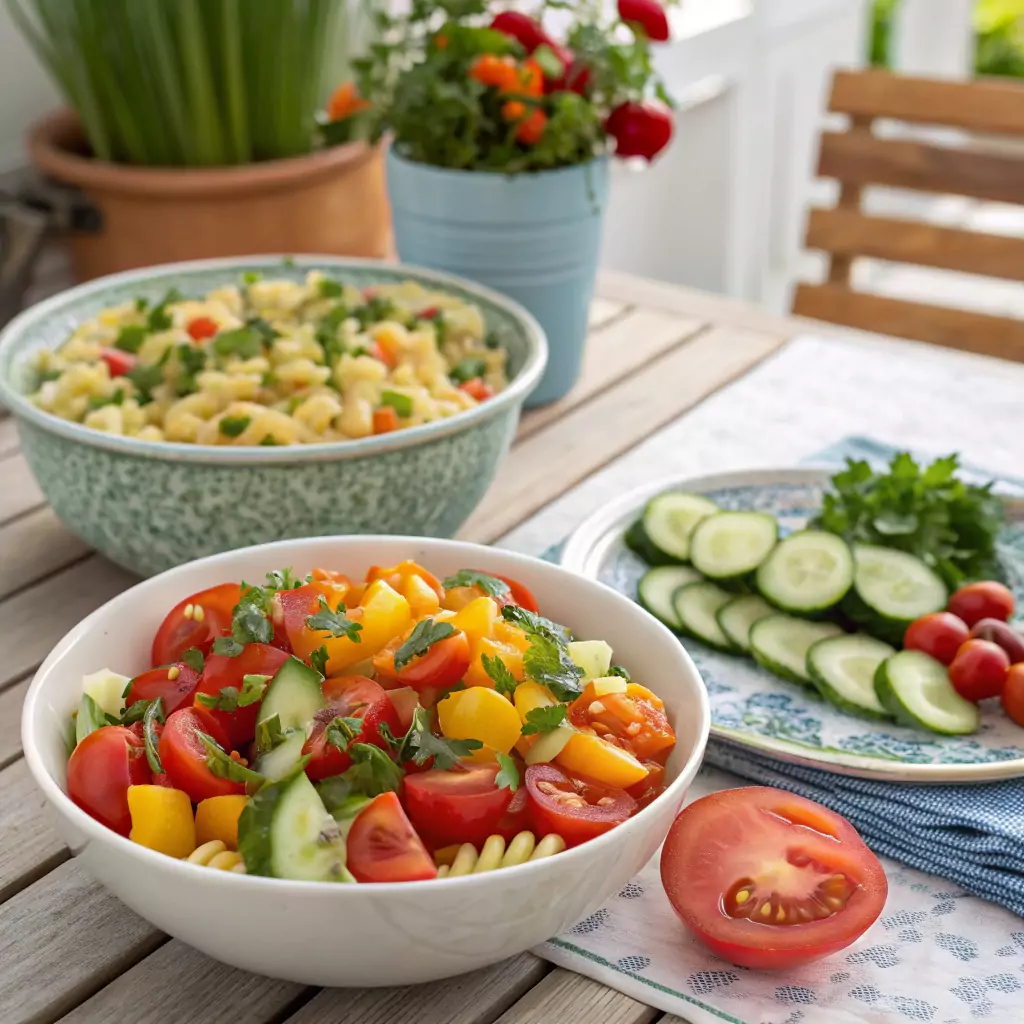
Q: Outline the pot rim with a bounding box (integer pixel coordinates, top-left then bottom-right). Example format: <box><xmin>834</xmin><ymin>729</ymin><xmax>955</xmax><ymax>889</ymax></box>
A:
<box><xmin>0</xmin><ymin>254</ymin><xmax>548</xmax><ymax>466</ymax></box>
<box><xmin>28</xmin><ymin>109</ymin><xmax>378</xmax><ymax>199</ymax></box>
<box><xmin>387</xmin><ymin>146</ymin><xmax>610</xmax><ymax>181</ymax></box>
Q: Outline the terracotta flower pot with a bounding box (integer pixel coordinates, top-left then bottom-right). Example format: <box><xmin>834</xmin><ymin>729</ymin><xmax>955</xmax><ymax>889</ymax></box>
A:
<box><xmin>28</xmin><ymin>110</ymin><xmax>392</xmax><ymax>281</ymax></box>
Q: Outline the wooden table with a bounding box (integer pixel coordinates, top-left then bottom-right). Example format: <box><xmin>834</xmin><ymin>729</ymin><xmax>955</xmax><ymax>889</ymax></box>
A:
<box><xmin>3</xmin><ymin>268</ymin><xmax>1023</xmax><ymax>1024</ymax></box>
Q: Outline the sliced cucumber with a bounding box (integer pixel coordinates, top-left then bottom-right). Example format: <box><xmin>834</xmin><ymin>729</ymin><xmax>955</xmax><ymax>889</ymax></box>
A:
<box><xmin>756</xmin><ymin>530</ymin><xmax>854</xmax><ymax>615</ymax></box>
<box><xmin>690</xmin><ymin>512</ymin><xmax>778</xmax><ymax>582</ymax></box>
<box><xmin>716</xmin><ymin>595</ymin><xmax>775</xmax><ymax>653</ymax></box>
<box><xmin>256</xmin><ymin>657</ymin><xmax>325</xmax><ymax>751</ymax></box>
<box><xmin>846</xmin><ymin>545</ymin><xmax>948</xmax><ymax>643</ymax></box>
<box><xmin>807</xmin><ymin>634</ymin><xmax>894</xmax><ymax>720</ymax></box>
<box><xmin>525</xmin><ymin>723</ymin><xmax>576</xmax><ymax>765</ymax></box>
<box><xmin>874</xmin><ymin>650</ymin><xmax>979</xmax><ymax>735</ymax></box>
<box><xmin>673</xmin><ymin>581</ymin><xmax>737</xmax><ymax>651</ymax></box>
<box><xmin>638</xmin><ymin>566</ymin><xmax>703</xmax><ymax>629</ymax></box>
<box><xmin>82</xmin><ymin>668</ymin><xmax>130</xmax><ymax>719</ymax></box>
<box><xmin>253</xmin><ymin>730</ymin><xmax>309</xmax><ymax>783</ymax></box>
<box><xmin>625</xmin><ymin>519</ymin><xmax>676</xmax><ymax>566</ymax></box>
<box><xmin>749</xmin><ymin>614</ymin><xmax>843</xmax><ymax>685</ymax></box>
<box><xmin>237</xmin><ymin>771</ymin><xmax>354</xmax><ymax>882</ymax></box>
<box><xmin>641</xmin><ymin>491</ymin><xmax>719</xmax><ymax>562</ymax></box>
<box><xmin>567</xmin><ymin>640</ymin><xmax>613</xmax><ymax>680</ymax></box>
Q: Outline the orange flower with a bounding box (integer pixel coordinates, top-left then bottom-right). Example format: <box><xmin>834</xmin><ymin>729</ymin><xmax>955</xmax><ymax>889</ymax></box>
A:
<box><xmin>469</xmin><ymin>54</ymin><xmax>520</xmax><ymax>91</ymax></box>
<box><xmin>518</xmin><ymin>58</ymin><xmax>544</xmax><ymax>97</ymax></box>
<box><xmin>435</xmin><ymin>33</ymin><xmax>449</xmax><ymax>49</ymax></box>
<box><xmin>326</xmin><ymin>81</ymin><xmax>370</xmax><ymax>123</ymax></box>
<box><xmin>501</xmin><ymin>100</ymin><xmax>527</xmax><ymax>122</ymax></box>
<box><xmin>516</xmin><ymin>109</ymin><xmax>548</xmax><ymax>145</ymax></box>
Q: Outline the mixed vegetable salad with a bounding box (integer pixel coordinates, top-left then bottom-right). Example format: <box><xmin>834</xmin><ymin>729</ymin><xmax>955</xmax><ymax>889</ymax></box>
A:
<box><xmin>30</xmin><ymin>272</ymin><xmax>507</xmax><ymax>446</ymax></box>
<box><xmin>630</xmin><ymin>454</ymin><xmax>1022</xmax><ymax>737</ymax></box>
<box><xmin>66</xmin><ymin>561</ymin><xmax>676</xmax><ymax>882</ymax></box>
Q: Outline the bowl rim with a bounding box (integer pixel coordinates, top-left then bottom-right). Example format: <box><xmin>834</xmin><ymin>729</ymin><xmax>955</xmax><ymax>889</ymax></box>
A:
<box><xmin>0</xmin><ymin>255</ymin><xmax>549</xmax><ymax>466</ymax></box>
<box><xmin>22</xmin><ymin>535</ymin><xmax>710</xmax><ymax>895</ymax></box>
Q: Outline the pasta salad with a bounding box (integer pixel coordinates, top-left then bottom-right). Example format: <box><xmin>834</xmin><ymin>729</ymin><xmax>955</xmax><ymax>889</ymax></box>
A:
<box><xmin>30</xmin><ymin>273</ymin><xmax>508</xmax><ymax>446</ymax></box>
<box><xmin>66</xmin><ymin>561</ymin><xmax>676</xmax><ymax>882</ymax></box>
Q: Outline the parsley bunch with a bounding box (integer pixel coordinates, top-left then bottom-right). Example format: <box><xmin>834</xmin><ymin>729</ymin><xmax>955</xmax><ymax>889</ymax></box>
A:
<box><xmin>501</xmin><ymin>604</ymin><xmax>583</xmax><ymax>702</ymax></box>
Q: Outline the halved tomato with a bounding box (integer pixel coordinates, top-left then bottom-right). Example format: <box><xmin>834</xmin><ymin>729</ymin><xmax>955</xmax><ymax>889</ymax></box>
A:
<box><xmin>627</xmin><ymin>761</ymin><xmax>667</xmax><ymax>810</ymax></box>
<box><xmin>158</xmin><ymin>706</ymin><xmax>245</xmax><ymax>803</ymax></box>
<box><xmin>372</xmin><ymin>629</ymin><xmax>471</xmax><ymax>693</ymax></box>
<box><xmin>151</xmin><ymin>583</ymin><xmax>241</xmax><ymax>667</ymax></box>
<box><xmin>277</xmin><ymin>580</ymin><xmax>349</xmax><ymax>659</ymax></box>
<box><xmin>346</xmin><ymin>791</ymin><xmax>437</xmax><ymax>882</ymax></box>
<box><xmin>444</xmin><ymin>572</ymin><xmax>540</xmax><ymax>613</ymax></box>
<box><xmin>525</xmin><ymin>764</ymin><xmax>635</xmax><ymax>847</ymax></box>
<box><xmin>67</xmin><ymin>726</ymin><xmax>151</xmax><ymax>836</ymax></box>
<box><xmin>302</xmin><ymin>675</ymin><xmax>402</xmax><ymax>781</ymax></box>
<box><xmin>125</xmin><ymin>663</ymin><xmax>201</xmax><ymax>717</ymax></box>
<box><xmin>403</xmin><ymin>763</ymin><xmax>514</xmax><ymax>850</ymax></box>
<box><xmin>568</xmin><ymin>682</ymin><xmax>675</xmax><ymax>761</ymax></box>
<box><xmin>490</xmin><ymin>574</ymin><xmax>539</xmax><ymax>613</ymax></box>
<box><xmin>660</xmin><ymin>787</ymin><xmax>888</xmax><ymax>970</ymax></box>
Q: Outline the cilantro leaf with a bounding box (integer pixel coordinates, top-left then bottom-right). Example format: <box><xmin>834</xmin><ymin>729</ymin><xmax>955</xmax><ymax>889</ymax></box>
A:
<box><xmin>501</xmin><ymin>604</ymin><xmax>571</xmax><ymax>645</ymax></box>
<box><xmin>143</xmin><ymin>697</ymin><xmax>165</xmax><ymax>774</ymax></box>
<box><xmin>442</xmin><ymin>569</ymin><xmax>511</xmax><ymax>600</ymax></box>
<box><xmin>394</xmin><ymin>618</ymin><xmax>455</xmax><ymax>671</ymax></box>
<box><xmin>495</xmin><ymin>752</ymin><xmax>520</xmax><ymax>792</ymax></box>
<box><xmin>219</xmin><ymin>415</ymin><xmax>251</xmax><ymax>438</ymax></box>
<box><xmin>325</xmin><ymin>716</ymin><xmax>364</xmax><ymax>753</ymax></box>
<box><xmin>195</xmin><ymin>674</ymin><xmax>270</xmax><ymax>713</ymax></box>
<box><xmin>608</xmin><ymin>665</ymin><xmax>631</xmax><ymax>681</ymax></box>
<box><xmin>391</xmin><ymin>707</ymin><xmax>482</xmax><ymax>769</ymax></box>
<box><xmin>181</xmin><ymin>648</ymin><xmax>205</xmax><ymax>673</ymax></box>
<box><xmin>482</xmin><ymin>653</ymin><xmax>518</xmax><ymax>698</ymax></box>
<box><xmin>521</xmin><ymin>704</ymin><xmax>568</xmax><ymax>736</ymax></box>
<box><xmin>309</xmin><ymin>645</ymin><xmax>330</xmax><ymax>677</ymax></box>
<box><xmin>114</xmin><ymin>325</ymin><xmax>148</xmax><ymax>354</ymax></box>
<box><xmin>306</xmin><ymin>596</ymin><xmax>362</xmax><ymax>641</ymax></box>
<box><xmin>524</xmin><ymin>635</ymin><xmax>584</xmax><ymax>702</ymax></box>
<box><xmin>198</xmin><ymin>731</ymin><xmax>265</xmax><ymax>785</ymax></box>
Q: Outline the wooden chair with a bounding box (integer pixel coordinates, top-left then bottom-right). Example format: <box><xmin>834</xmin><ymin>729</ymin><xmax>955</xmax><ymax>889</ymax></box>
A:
<box><xmin>794</xmin><ymin>68</ymin><xmax>1024</xmax><ymax>362</ymax></box>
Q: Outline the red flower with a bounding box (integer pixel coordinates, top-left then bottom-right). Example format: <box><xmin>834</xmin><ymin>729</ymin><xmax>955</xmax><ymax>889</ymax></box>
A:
<box><xmin>605</xmin><ymin>103</ymin><xmax>674</xmax><ymax>161</ymax></box>
<box><xmin>618</xmin><ymin>0</ymin><xmax>670</xmax><ymax>43</ymax></box>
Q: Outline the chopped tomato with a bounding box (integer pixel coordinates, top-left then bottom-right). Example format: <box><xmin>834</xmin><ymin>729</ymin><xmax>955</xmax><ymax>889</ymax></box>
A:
<box><xmin>373</xmin><ymin>407</ymin><xmax>399</xmax><ymax>434</ymax></box>
<box><xmin>525</xmin><ymin>763</ymin><xmax>635</xmax><ymax>847</ymax></box>
<box><xmin>404</xmin><ymin>763</ymin><xmax>515</xmax><ymax>851</ymax></box>
<box><xmin>366</xmin><ymin>561</ymin><xmax>445</xmax><ymax>603</ymax></box>
<box><xmin>125</xmin><ymin>663</ymin><xmax>201</xmax><ymax>717</ymax></box>
<box><xmin>302</xmin><ymin>676</ymin><xmax>401</xmax><ymax>781</ymax></box>
<box><xmin>151</xmin><ymin>583</ymin><xmax>241</xmax><ymax>667</ymax></box>
<box><xmin>385</xmin><ymin>686</ymin><xmax>421</xmax><ymax>731</ymax></box>
<box><xmin>627</xmin><ymin>760</ymin><xmax>667</xmax><ymax>810</ymax></box>
<box><xmin>159</xmin><ymin>706</ymin><xmax>245</xmax><ymax>803</ymax></box>
<box><xmin>567</xmin><ymin>682</ymin><xmax>675</xmax><ymax>761</ymax></box>
<box><xmin>186</xmin><ymin>316</ymin><xmax>218</xmax><ymax>341</ymax></box>
<box><xmin>369</xmin><ymin>341</ymin><xmax>399</xmax><ymax>369</ymax></box>
<box><xmin>194</xmin><ymin>643</ymin><xmax>289</xmax><ymax>749</ymax></box>
<box><xmin>493</xmin><ymin>785</ymin><xmax>531</xmax><ymax>840</ymax></box>
<box><xmin>277</xmin><ymin>580</ymin><xmax>350</xmax><ymax>660</ymax></box>
<box><xmin>418</xmin><ymin>306</ymin><xmax>440</xmax><ymax>320</ymax></box>
<box><xmin>67</xmin><ymin>726</ymin><xmax>150</xmax><ymax>836</ymax></box>
<box><xmin>100</xmin><ymin>348</ymin><xmax>136</xmax><ymax>379</ymax></box>
<box><xmin>373</xmin><ymin>628</ymin><xmax>471</xmax><ymax>693</ymax></box>
<box><xmin>459</xmin><ymin>378</ymin><xmax>495</xmax><ymax>402</ymax></box>
<box><xmin>492</xmin><ymin>574</ymin><xmax>539</xmax><ymax>612</ymax></box>
<box><xmin>448</xmin><ymin>571</ymin><xmax>539</xmax><ymax>613</ymax></box>
<box><xmin>661</xmin><ymin>788</ymin><xmax>888</xmax><ymax>970</ymax></box>
<box><xmin>346</xmin><ymin>791</ymin><xmax>437</xmax><ymax>882</ymax></box>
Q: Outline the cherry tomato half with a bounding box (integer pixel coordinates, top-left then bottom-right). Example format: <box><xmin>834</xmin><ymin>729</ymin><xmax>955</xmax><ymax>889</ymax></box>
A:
<box><xmin>568</xmin><ymin>682</ymin><xmax>675</xmax><ymax>761</ymax></box>
<box><xmin>125</xmin><ymin>663</ymin><xmax>201</xmax><ymax>716</ymax></box>
<box><xmin>373</xmin><ymin>629</ymin><xmax>471</xmax><ymax>694</ymax></box>
<box><xmin>346</xmin><ymin>791</ymin><xmax>437</xmax><ymax>883</ymax></box>
<box><xmin>277</xmin><ymin>580</ymin><xmax>349</xmax><ymax>660</ymax></box>
<box><xmin>628</xmin><ymin>761</ymin><xmax>667</xmax><ymax>810</ymax></box>
<box><xmin>151</xmin><ymin>583</ymin><xmax>241</xmax><ymax>667</ymax></box>
<box><xmin>194</xmin><ymin>643</ymin><xmax>289</xmax><ymax>750</ymax></box>
<box><xmin>99</xmin><ymin>348</ymin><xmax>136</xmax><ymax>379</ymax></box>
<box><xmin>67</xmin><ymin>726</ymin><xmax>151</xmax><ymax>836</ymax></box>
<box><xmin>525</xmin><ymin>764</ymin><xmax>636</xmax><ymax>847</ymax></box>
<box><xmin>969</xmin><ymin>618</ymin><xmax>1024</xmax><ymax>664</ymax></box>
<box><xmin>948</xmin><ymin>639</ymin><xmax>1010</xmax><ymax>703</ymax></box>
<box><xmin>403</xmin><ymin>763</ymin><xmax>514</xmax><ymax>850</ymax></box>
<box><xmin>186</xmin><ymin>316</ymin><xmax>218</xmax><ymax>341</ymax></box>
<box><xmin>1002</xmin><ymin>664</ymin><xmax>1024</xmax><ymax>727</ymax></box>
<box><xmin>903</xmin><ymin>612</ymin><xmax>969</xmax><ymax>666</ymax></box>
<box><xmin>303</xmin><ymin>675</ymin><xmax>401</xmax><ymax>782</ymax></box>
<box><xmin>462</xmin><ymin>571</ymin><xmax>540</xmax><ymax>613</ymax></box>
<box><xmin>661</xmin><ymin>787</ymin><xmax>888</xmax><ymax>970</ymax></box>
<box><xmin>159</xmin><ymin>706</ymin><xmax>245</xmax><ymax>802</ymax></box>
<box><xmin>948</xmin><ymin>581</ymin><xmax>1015</xmax><ymax>628</ymax></box>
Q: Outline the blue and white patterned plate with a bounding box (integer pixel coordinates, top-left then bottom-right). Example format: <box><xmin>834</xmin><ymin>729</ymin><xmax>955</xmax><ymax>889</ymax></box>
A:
<box><xmin>561</xmin><ymin>468</ymin><xmax>1024</xmax><ymax>783</ymax></box>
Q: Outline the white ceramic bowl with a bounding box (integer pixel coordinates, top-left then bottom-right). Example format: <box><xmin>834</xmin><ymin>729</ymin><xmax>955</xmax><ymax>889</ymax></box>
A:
<box><xmin>22</xmin><ymin>537</ymin><xmax>710</xmax><ymax>987</ymax></box>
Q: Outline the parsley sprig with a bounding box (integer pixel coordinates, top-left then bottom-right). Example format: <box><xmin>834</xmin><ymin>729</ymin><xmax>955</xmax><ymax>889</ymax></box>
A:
<box><xmin>441</xmin><ymin>569</ymin><xmax>511</xmax><ymax>599</ymax></box>
<box><xmin>394</xmin><ymin>618</ymin><xmax>455</xmax><ymax>671</ymax></box>
<box><xmin>212</xmin><ymin>570</ymin><xmax>299</xmax><ymax>658</ymax></box>
<box><xmin>522</xmin><ymin>704</ymin><xmax>568</xmax><ymax>735</ymax></box>
<box><xmin>384</xmin><ymin>707</ymin><xmax>482</xmax><ymax>769</ymax></box>
<box><xmin>501</xmin><ymin>605</ymin><xmax>583</xmax><ymax>702</ymax></box>
<box><xmin>316</xmin><ymin>743</ymin><xmax>405</xmax><ymax>805</ymax></box>
<box><xmin>305</xmin><ymin>597</ymin><xmax>362</xmax><ymax>642</ymax></box>
<box><xmin>325</xmin><ymin>716</ymin><xmax>365</xmax><ymax>753</ymax></box>
<box><xmin>495</xmin><ymin>752</ymin><xmax>520</xmax><ymax>792</ymax></box>
<box><xmin>196</xmin><ymin>673</ymin><xmax>270</xmax><ymax>713</ymax></box>
<box><xmin>482</xmin><ymin>653</ymin><xmax>518</xmax><ymax>698</ymax></box>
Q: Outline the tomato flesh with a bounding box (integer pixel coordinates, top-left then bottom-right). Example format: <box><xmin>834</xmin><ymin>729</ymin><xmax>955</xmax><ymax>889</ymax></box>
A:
<box><xmin>67</xmin><ymin>726</ymin><xmax>150</xmax><ymax>836</ymax></box>
<box><xmin>346</xmin><ymin>791</ymin><xmax>437</xmax><ymax>882</ymax></box>
<box><xmin>373</xmin><ymin>630</ymin><xmax>471</xmax><ymax>693</ymax></box>
<box><xmin>151</xmin><ymin>583</ymin><xmax>241</xmax><ymax>667</ymax></box>
<box><xmin>403</xmin><ymin>763</ymin><xmax>514</xmax><ymax>850</ymax></box>
<box><xmin>159</xmin><ymin>706</ymin><xmax>245</xmax><ymax>802</ymax></box>
<box><xmin>125</xmin><ymin>663</ymin><xmax>201</xmax><ymax>716</ymax></box>
<box><xmin>525</xmin><ymin>764</ymin><xmax>635</xmax><ymax>847</ymax></box>
<box><xmin>661</xmin><ymin>787</ymin><xmax>887</xmax><ymax>970</ymax></box>
<box><xmin>568</xmin><ymin>683</ymin><xmax>674</xmax><ymax>761</ymax></box>
<box><xmin>278</xmin><ymin>581</ymin><xmax>348</xmax><ymax>660</ymax></box>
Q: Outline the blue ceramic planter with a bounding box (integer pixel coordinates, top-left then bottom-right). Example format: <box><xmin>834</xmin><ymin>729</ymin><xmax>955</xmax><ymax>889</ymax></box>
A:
<box><xmin>387</xmin><ymin>151</ymin><xmax>609</xmax><ymax>407</ymax></box>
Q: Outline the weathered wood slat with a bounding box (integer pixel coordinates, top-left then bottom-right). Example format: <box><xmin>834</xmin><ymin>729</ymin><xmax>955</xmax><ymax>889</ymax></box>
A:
<box><xmin>285</xmin><ymin>953</ymin><xmax>549</xmax><ymax>1024</ymax></box>
<box><xmin>0</xmin><ymin>507</ymin><xmax>90</xmax><ymax>603</ymax></box>
<box><xmin>793</xmin><ymin>282</ymin><xmax>1024</xmax><ymax>362</ymax></box>
<box><xmin>493</xmin><ymin>969</ymin><xmax>660</xmax><ymax>1024</ymax></box>
<box><xmin>807</xmin><ymin>207</ymin><xmax>1024</xmax><ymax>282</ymax></box>
<box><xmin>830</xmin><ymin>68</ymin><xmax>1024</xmax><ymax>136</ymax></box>
<box><xmin>520</xmin><ymin>309</ymin><xmax>704</xmax><ymax>439</ymax></box>
<box><xmin>818</xmin><ymin>129</ymin><xmax>1024</xmax><ymax>205</ymax></box>
<box><xmin>0</xmin><ymin>859</ymin><xmax>163</xmax><ymax>1024</ymax></box>
<box><xmin>459</xmin><ymin>326</ymin><xmax>784</xmax><ymax>544</ymax></box>
<box><xmin>0</xmin><ymin>759</ymin><xmax>68</xmax><ymax>904</ymax></box>
<box><xmin>0</xmin><ymin>675</ymin><xmax>31</xmax><ymax>769</ymax></box>
<box><xmin>589</xmin><ymin>298</ymin><xmax>628</xmax><ymax>330</ymax></box>
<box><xmin>58</xmin><ymin>941</ymin><xmax>308</xmax><ymax>1024</ymax></box>
<box><xmin>0</xmin><ymin>454</ymin><xmax>45</xmax><ymax>525</ymax></box>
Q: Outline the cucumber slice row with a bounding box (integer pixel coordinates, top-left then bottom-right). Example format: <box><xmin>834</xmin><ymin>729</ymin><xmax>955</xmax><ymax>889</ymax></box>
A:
<box><xmin>874</xmin><ymin>650</ymin><xmax>979</xmax><ymax>735</ymax></box>
<box><xmin>641</xmin><ymin>492</ymin><xmax>719</xmax><ymax>562</ymax></box>
<box><xmin>749</xmin><ymin>614</ymin><xmax>843</xmax><ymax>685</ymax></box>
<box><xmin>673</xmin><ymin>581</ymin><xmax>736</xmax><ymax>652</ymax></box>
<box><xmin>690</xmin><ymin>512</ymin><xmax>778</xmax><ymax>582</ymax></box>
<box><xmin>757</xmin><ymin>530</ymin><xmax>854</xmax><ymax>615</ymax></box>
<box><xmin>256</xmin><ymin>656</ymin><xmax>325</xmax><ymax>751</ymax></box>
<box><xmin>716</xmin><ymin>595</ymin><xmax>775</xmax><ymax>653</ymax></box>
<box><xmin>807</xmin><ymin>634</ymin><xmax>894</xmax><ymax>720</ymax></box>
<box><xmin>638</xmin><ymin>566</ymin><xmax>702</xmax><ymax>630</ymax></box>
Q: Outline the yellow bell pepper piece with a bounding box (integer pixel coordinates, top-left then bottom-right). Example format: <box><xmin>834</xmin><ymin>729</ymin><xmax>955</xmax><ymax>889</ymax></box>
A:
<box><xmin>513</xmin><ymin>679</ymin><xmax>557</xmax><ymax>723</ymax></box>
<box><xmin>493</xmin><ymin>620</ymin><xmax>530</xmax><ymax>652</ymax></box>
<box><xmin>195</xmin><ymin>794</ymin><xmax>249</xmax><ymax>850</ymax></box>
<box><xmin>402</xmin><ymin>573</ymin><xmax>441</xmax><ymax>619</ymax></box>
<box><xmin>127</xmin><ymin>785</ymin><xmax>196</xmax><ymax>859</ymax></box>
<box><xmin>556</xmin><ymin>732</ymin><xmax>648</xmax><ymax>789</ymax></box>
<box><xmin>464</xmin><ymin>636</ymin><xmax>526</xmax><ymax>688</ymax></box>
<box><xmin>323</xmin><ymin>580</ymin><xmax>412</xmax><ymax>674</ymax></box>
<box><xmin>626</xmin><ymin>682</ymin><xmax>664</xmax><ymax>709</ymax></box>
<box><xmin>450</xmin><ymin>596</ymin><xmax>498</xmax><ymax>646</ymax></box>
<box><xmin>437</xmin><ymin>686</ymin><xmax>522</xmax><ymax>762</ymax></box>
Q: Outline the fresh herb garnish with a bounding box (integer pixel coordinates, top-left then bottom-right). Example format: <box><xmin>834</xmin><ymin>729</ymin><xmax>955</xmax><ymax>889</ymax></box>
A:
<box><xmin>352</xmin><ymin>296</ymin><xmax>396</xmax><ymax>330</ymax></box>
<box><xmin>501</xmin><ymin>605</ymin><xmax>582</xmax><ymax>702</ymax></box>
<box><xmin>175</xmin><ymin>344</ymin><xmax>207</xmax><ymax>396</ymax></box>
<box><xmin>212</xmin><ymin>319</ymin><xmax>276</xmax><ymax>360</ymax></box>
<box><xmin>484</xmin><ymin>331</ymin><xmax>502</xmax><ymax>350</ymax></box>
<box><xmin>242</xmin><ymin>270</ymin><xmax>263</xmax><ymax>285</ymax></box>
<box><xmin>325</xmin><ymin>716</ymin><xmax>364</xmax><ymax>753</ymax></box>
<box><xmin>256</xmin><ymin>713</ymin><xmax>285</xmax><ymax>751</ymax></box>
<box><xmin>125</xmin><ymin>362</ymin><xmax>165</xmax><ymax>403</ymax></box>
<box><xmin>87</xmin><ymin>388</ymin><xmax>125</xmax><ymax>411</ymax></box>
<box><xmin>608</xmin><ymin>665</ymin><xmax>631</xmax><ymax>681</ymax></box>
<box><xmin>143</xmin><ymin>697</ymin><xmax>165</xmax><ymax>774</ymax></box>
<box><xmin>219</xmin><ymin>415</ymin><xmax>252</xmax><ymax>438</ymax></box>
<box><xmin>521</xmin><ymin>704</ymin><xmax>568</xmax><ymax>735</ymax></box>
<box><xmin>147</xmin><ymin>288</ymin><xmax>182</xmax><ymax>331</ymax></box>
<box><xmin>181</xmin><ymin>648</ymin><xmax>205</xmax><ymax>673</ymax></box>
<box><xmin>386</xmin><ymin>707</ymin><xmax>482</xmax><ymax>769</ymax></box>
<box><xmin>495</xmin><ymin>752</ymin><xmax>520</xmax><ymax>792</ymax></box>
<box><xmin>318</xmin><ymin>278</ymin><xmax>344</xmax><ymax>298</ymax></box>
<box><xmin>380</xmin><ymin>389</ymin><xmax>413</xmax><ymax>417</ymax></box>
<box><xmin>119</xmin><ymin>699</ymin><xmax>151</xmax><ymax>726</ymax></box>
<box><xmin>481</xmin><ymin>653</ymin><xmax>518</xmax><ymax>698</ymax></box>
<box><xmin>212</xmin><ymin>582</ymin><xmax>276</xmax><ymax>657</ymax></box>
<box><xmin>309</xmin><ymin>645</ymin><xmax>330</xmax><ymax>677</ymax></box>
<box><xmin>259</xmin><ymin>435</ymin><xmax>280</xmax><ymax>447</ymax></box>
<box><xmin>316</xmin><ymin>304</ymin><xmax>349</xmax><ymax>366</ymax></box>
<box><xmin>114</xmin><ymin>325</ymin><xmax>148</xmax><ymax>354</ymax></box>
<box><xmin>266</xmin><ymin>568</ymin><xmax>302</xmax><ymax>590</ymax></box>
<box><xmin>394</xmin><ymin>618</ymin><xmax>455</xmax><ymax>671</ymax></box>
<box><xmin>305</xmin><ymin>596</ymin><xmax>362</xmax><ymax>642</ymax></box>
<box><xmin>442</xmin><ymin>569</ymin><xmax>511</xmax><ymax>599</ymax></box>
<box><xmin>332</xmin><ymin>742</ymin><xmax>404</xmax><ymax>797</ymax></box>
<box><xmin>134</xmin><ymin>297</ymin><xmax>149</xmax><ymax>312</ymax></box>
<box><xmin>198</xmin><ymin>731</ymin><xmax>265</xmax><ymax>785</ymax></box>
<box><xmin>36</xmin><ymin>368</ymin><xmax>62</xmax><ymax>385</ymax></box>
<box><xmin>196</xmin><ymin>673</ymin><xmax>270</xmax><ymax>712</ymax></box>
<box><xmin>501</xmin><ymin>604</ymin><xmax>572</xmax><ymax>645</ymax></box>
<box><xmin>449</xmin><ymin>357</ymin><xmax>486</xmax><ymax>384</ymax></box>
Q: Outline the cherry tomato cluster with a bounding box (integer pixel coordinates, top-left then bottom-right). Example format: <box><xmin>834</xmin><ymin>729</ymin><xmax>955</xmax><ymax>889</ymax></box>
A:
<box><xmin>904</xmin><ymin>581</ymin><xmax>1024</xmax><ymax>723</ymax></box>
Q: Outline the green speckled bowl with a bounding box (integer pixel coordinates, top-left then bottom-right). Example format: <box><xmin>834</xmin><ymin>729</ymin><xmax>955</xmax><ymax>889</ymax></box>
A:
<box><xmin>0</xmin><ymin>256</ymin><xmax>547</xmax><ymax>577</ymax></box>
